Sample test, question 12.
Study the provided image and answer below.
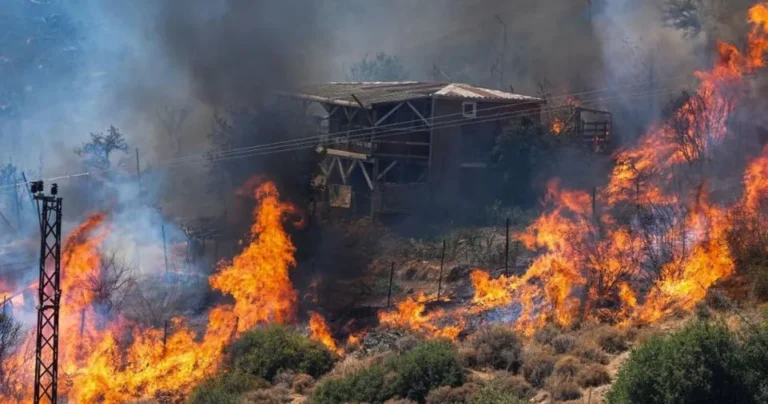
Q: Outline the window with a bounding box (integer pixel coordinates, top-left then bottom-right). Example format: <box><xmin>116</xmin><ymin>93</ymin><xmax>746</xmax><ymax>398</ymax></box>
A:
<box><xmin>462</xmin><ymin>101</ymin><xmax>477</xmax><ymax>118</ymax></box>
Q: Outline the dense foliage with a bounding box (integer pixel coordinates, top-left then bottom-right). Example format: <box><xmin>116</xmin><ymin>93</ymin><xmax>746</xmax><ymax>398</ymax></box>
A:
<box><xmin>312</xmin><ymin>339</ymin><xmax>464</xmax><ymax>404</ymax></box>
<box><xmin>228</xmin><ymin>325</ymin><xmax>336</xmax><ymax>382</ymax></box>
<box><xmin>607</xmin><ymin>320</ymin><xmax>768</xmax><ymax>404</ymax></box>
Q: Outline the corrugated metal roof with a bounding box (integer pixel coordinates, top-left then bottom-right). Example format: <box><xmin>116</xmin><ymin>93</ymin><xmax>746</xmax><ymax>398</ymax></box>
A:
<box><xmin>286</xmin><ymin>81</ymin><xmax>543</xmax><ymax>108</ymax></box>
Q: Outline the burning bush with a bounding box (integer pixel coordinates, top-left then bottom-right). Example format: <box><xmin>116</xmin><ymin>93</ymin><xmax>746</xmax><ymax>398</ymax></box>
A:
<box><xmin>467</xmin><ymin>325</ymin><xmax>523</xmax><ymax>372</ymax></box>
<box><xmin>312</xmin><ymin>340</ymin><xmax>464</xmax><ymax>403</ymax></box>
<box><xmin>228</xmin><ymin>325</ymin><xmax>335</xmax><ymax>382</ymax></box>
<box><xmin>607</xmin><ymin>321</ymin><xmax>753</xmax><ymax>403</ymax></box>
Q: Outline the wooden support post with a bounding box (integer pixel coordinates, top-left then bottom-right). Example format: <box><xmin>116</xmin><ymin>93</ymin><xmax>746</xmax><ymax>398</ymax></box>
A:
<box><xmin>162</xmin><ymin>224</ymin><xmax>169</xmax><ymax>274</ymax></box>
<box><xmin>505</xmin><ymin>218</ymin><xmax>511</xmax><ymax>276</ymax></box>
<box><xmin>371</xmin><ymin>159</ymin><xmax>380</xmax><ymax>220</ymax></box>
<box><xmin>231</xmin><ymin>316</ymin><xmax>240</xmax><ymax>341</ymax></box>
<box><xmin>387</xmin><ymin>262</ymin><xmax>395</xmax><ymax>308</ymax></box>
<box><xmin>437</xmin><ymin>240</ymin><xmax>446</xmax><ymax>301</ymax></box>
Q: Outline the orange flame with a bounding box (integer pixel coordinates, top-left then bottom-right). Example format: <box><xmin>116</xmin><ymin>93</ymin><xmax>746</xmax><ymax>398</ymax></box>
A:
<box><xmin>378</xmin><ymin>293</ymin><xmax>464</xmax><ymax>340</ymax></box>
<box><xmin>309</xmin><ymin>311</ymin><xmax>341</xmax><ymax>355</ymax></box>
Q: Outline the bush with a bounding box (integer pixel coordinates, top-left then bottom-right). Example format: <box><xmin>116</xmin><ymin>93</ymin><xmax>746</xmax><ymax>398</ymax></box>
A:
<box><xmin>426</xmin><ymin>383</ymin><xmax>480</xmax><ymax>404</ymax></box>
<box><xmin>292</xmin><ymin>373</ymin><xmax>314</xmax><ymax>394</ymax></box>
<box><xmin>553</xmin><ymin>355</ymin><xmax>582</xmax><ymax>381</ymax></box>
<box><xmin>533</xmin><ymin>324</ymin><xmax>561</xmax><ymax>345</ymax></box>
<box><xmin>229</xmin><ymin>325</ymin><xmax>335</xmax><ymax>381</ymax></box>
<box><xmin>388</xmin><ymin>339</ymin><xmax>466</xmax><ymax>402</ymax></box>
<box><xmin>551</xmin><ymin>334</ymin><xmax>577</xmax><ymax>354</ymax></box>
<box><xmin>576</xmin><ymin>364</ymin><xmax>611</xmax><ymax>388</ymax></box>
<box><xmin>574</xmin><ymin>342</ymin><xmax>610</xmax><ymax>365</ymax></box>
<box><xmin>736</xmin><ymin>329</ymin><xmax>768</xmax><ymax>403</ymax></box>
<box><xmin>188</xmin><ymin>369</ymin><xmax>268</xmax><ymax>404</ymax></box>
<box><xmin>595</xmin><ymin>326</ymin><xmax>630</xmax><ymax>354</ymax></box>
<box><xmin>607</xmin><ymin>321</ymin><xmax>752</xmax><ymax>403</ymax></box>
<box><xmin>312</xmin><ymin>340</ymin><xmax>464</xmax><ymax>404</ymax></box>
<box><xmin>550</xmin><ymin>381</ymin><xmax>581</xmax><ymax>401</ymax></box>
<box><xmin>470</xmin><ymin>383</ymin><xmax>528</xmax><ymax>404</ymax></box>
<box><xmin>469</xmin><ymin>326</ymin><xmax>523</xmax><ymax>372</ymax></box>
<box><xmin>241</xmin><ymin>386</ymin><xmax>292</xmax><ymax>403</ymax></box>
<box><xmin>521</xmin><ymin>345</ymin><xmax>555</xmax><ymax>388</ymax></box>
<box><xmin>490</xmin><ymin>373</ymin><xmax>534</xmax><ymax>399</ymax></box>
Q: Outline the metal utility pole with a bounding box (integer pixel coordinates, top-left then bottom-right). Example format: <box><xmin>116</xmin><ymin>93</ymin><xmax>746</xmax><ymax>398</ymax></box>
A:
<box><xmin>32</xmin><ymin>181</ymin><xmax>62</xmax><ymax>404</ymax></box>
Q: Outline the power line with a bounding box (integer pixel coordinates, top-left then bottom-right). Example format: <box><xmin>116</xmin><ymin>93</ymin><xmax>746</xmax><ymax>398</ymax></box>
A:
<box><xmin>4</xmin><ymin>67</ymin><xmax>762</xmax><ymax>189</ymax></box>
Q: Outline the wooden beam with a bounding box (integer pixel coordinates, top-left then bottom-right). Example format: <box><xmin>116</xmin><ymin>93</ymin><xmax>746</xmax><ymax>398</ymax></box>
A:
<box><xmin>358</xmin><ymin>160</ymin><xmax>374</xmax><ymax>190</ymax></box>
<box><xmin>324</xmin><ymin>147</ymin><xmax>369</xmax><ymax>160</ymax></box>
<box><xmin>374</xmin><ymin>153</ymin><xmax>429</xmax><ymax>160</ymax></box>
<box><xmin>375</xmin><ymin>141</ymin><xmax>431</xmax><ymax>146</ymax></box>
<box><xmin>407</xmin><ymin>101</ymin><xmax>431</xmax><ymax>127</ymax></box>
<box><xmin>335</xmin><ymin>157</ymin><xmax>346</xmax><ymax>184</ymax></box>
<box><xmin>344</xmin><ymin>159</ymin><xmax>357</xmax><ymax>179</ymax></box>
<box><xmin>376</xmin><ymin>161</ymin><xmax>397</xmax><ymax>180</ymax></box>
<box><xmin>375</xmin><ymin>102</ymin><xmax>405</xmax><ymax>126</ymax></box>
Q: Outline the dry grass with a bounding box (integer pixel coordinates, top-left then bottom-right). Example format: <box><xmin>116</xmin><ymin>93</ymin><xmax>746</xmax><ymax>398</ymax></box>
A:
<box><xmin>576</xmin><ymin>364</ymin><xmax>611</xmax><ymax>388</ymax></box>
<box><xmin>240</xmin><ymin>386</ymin><xmax>292</xmax><ymax>403</ymax></box>
<box><xmin>324</xmin><ymin>353</ymin><xmax>386</xmax><ymax>379</ymax></box>
<box><xmin>552</xmin><ymin>334</ymin><xmax>577</xmax><ymax>354</ymax></box>
<box><xmin>521</xmin><ymin>344</ymin><xmax>555</xmax><ymax>388</ymax></box>
<box><xmin>549</xmin><ymin>381</ymin><xmax>582</xmax><ymax>401</ymax></box>
<box><xmin>425</xmin><ymin>383</ymin><xmax>480</xmax><ymax>404</ymax></box>
<box><xmin>291</xmin><ymin>374</ymin><xmax>314</xmax><ymax>395</ymax></box>
<box><xmin>553</xmin><ymin>355</ymin><xmax>582</xmax><ymax>381</ymax></box>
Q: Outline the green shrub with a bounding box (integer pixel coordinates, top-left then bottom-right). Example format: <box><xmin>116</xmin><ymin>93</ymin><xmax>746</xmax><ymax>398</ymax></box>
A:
<box><xmin>469</xmin><ymin>326</ymin><xmax>523</xmax><ymax>372</ymax></box>
<box><xmin>188</xmin><ymin>369</ymin><xmax>268</xmax><ymax>404</ymax></box>
<box><xmin>229</xmin><ymin>325</ymin><xmax>335</xmax><ymax>381</ymax></box>
<box><xmin>737</xmin><ymin>329</ymin><xmax>768</xmax><ymax>402</ymax></box>
<box><xmin>521</xmin><ymin>345</ymin><xmax>554</xmax><ymax>388</ymax></box>
<box><xmin>312</xmin><ymin>340</ymin><xmax>464</xmax><ymax>404</ymax></box>
<box><xmin>387</xmin><ymin>340</ymin><xmax>465</xmax><ymax>402</ymax></box>
<box><xmin>470</xmin><ymin>383</ymin><xmax>528</xmax><ymax>404</ymax></box>
<box><xmin>311</xmin><ymin>363</ymin><xmax>390</xmax><ymax>404</ymax></box>
<box><xmin>607</xmin><ymin>321</ymin><xmax>752</xmax><ymax>404</ymax></box>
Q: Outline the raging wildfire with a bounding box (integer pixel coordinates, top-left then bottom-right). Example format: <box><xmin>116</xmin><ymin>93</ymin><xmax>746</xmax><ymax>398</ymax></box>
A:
<box><xmin>2</xmin><ymin>1</ymin><xmax>768</xmax><ymax>403</ymax></box>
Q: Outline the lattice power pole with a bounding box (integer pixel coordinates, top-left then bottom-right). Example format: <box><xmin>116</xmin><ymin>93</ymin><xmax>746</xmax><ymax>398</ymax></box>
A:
<box><xmin>32</xmin><ymin>181</ymin><xmax>62</xmax><ymax>404</ymax></box>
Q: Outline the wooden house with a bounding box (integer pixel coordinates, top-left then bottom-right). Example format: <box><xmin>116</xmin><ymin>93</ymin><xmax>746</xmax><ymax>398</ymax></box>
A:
<box><xmin>284</xmin><ymin>81</ymin><xmax>546</xmax><ymax>216</ymax></box>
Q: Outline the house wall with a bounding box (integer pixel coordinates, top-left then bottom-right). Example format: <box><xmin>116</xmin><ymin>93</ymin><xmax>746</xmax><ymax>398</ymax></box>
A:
<box><xmin>429</xmin><ymin>98</ymin><xmax>543</xmax><ymax>208</ymax></box>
